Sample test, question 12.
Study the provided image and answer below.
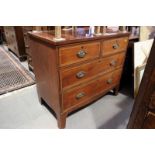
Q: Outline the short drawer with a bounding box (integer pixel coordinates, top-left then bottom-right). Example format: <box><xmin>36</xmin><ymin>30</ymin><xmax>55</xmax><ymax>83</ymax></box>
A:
<box><xmin>59</xmin><ymin>42</ymin><xmax>100</xmax><ymax>66</ymax></box>
<box><xmin>96</xmin><ymin>68</ymin><xmax>122</xmax><ymax>93</ymax></box>
<box><xmin>61</xmin><ymin>52</ymin><xmax>125</xmax><ymax>89</ymax></box>
<box><xmin>62</xmin><ymin>68</ymin><xmax>122</xmax><ymax>111</ymax></box>
<box><xmin>102</xmin><ymin>37</ymin><xmax>128</xmax><ymax>56</ymax></box>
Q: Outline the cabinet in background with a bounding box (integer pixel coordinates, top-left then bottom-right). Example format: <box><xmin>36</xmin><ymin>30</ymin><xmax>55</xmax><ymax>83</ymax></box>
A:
<box><xmin>4</xmin><ymin>26</ymin><xmax>26</xmax><ymax>61</ymax></box>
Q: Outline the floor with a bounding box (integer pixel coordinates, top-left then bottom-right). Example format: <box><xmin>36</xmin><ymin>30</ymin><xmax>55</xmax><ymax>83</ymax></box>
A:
<box><xmin>0</xmin><ymin>46</ymin><xmax>134</xmax><ymax>129</ymax></box>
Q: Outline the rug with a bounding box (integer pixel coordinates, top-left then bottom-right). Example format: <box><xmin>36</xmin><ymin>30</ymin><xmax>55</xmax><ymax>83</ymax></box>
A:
<box><xmin>0</xmin><ymin>46</ymin><xmax>35</xmax><ymax>95</ymax></box>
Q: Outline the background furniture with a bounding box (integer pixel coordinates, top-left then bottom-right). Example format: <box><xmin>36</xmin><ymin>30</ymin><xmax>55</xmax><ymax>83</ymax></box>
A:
<box><xmin>22</xmin><ymin>26</ymin><xmax>36</xmax><ymax>71</ymax></box>
<box><xmin>140</xmin><ymin>26</ymin><xmax>155</xmax><ymax>41</ymax></box>
<box><xmin>0</xmin><ymin>27</ymin><xmax>3</xmax><ymax>44</ymax></box>
<box><xmin>29</xmin><ymin>28</ymin><xmax>129</xmax><ymax>128</ymax></box>
<box><xmin>22</xmin><ymin>26</ymin><xmax>54</xmax><ymax>72</ymax></box>
<box><xmin>0</xmin><ymin>26</ymin><xmax>6</xmax><ymax>44</ymax></box>
<box><xmin>128</xmin><ymin>39</ymin><xmax>155</xmax><ymax>128</ymax></box>
<box><xmin>120</xmin><ymin>34</ymin><xmax>139</xmax><ymax>96</ymax></box>
<box><xmin>134</xmin><ymin>39</ymin><xmax>154</xmax><ymax>96</ymax></box>
<box><xmin>4</xmin><ymin>26</ymin><xmax>26</xmax><ymax>61</ymax></box>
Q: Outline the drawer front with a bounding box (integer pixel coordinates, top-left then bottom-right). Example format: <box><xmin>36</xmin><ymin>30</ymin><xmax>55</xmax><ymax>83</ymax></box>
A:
<box><xmin>96</xmin><ymin>68</ymin><xmax>122</xmax><ymax>93</ymax></box>
<box><xmin>63</xmin><ymin>68</ymin><xmax>122</xmax><ymax>111</ymax></box>
<box><xmin>102</xmin><ymin>37</ymin><xmax>128</xmax><ymax>56</ymax></box>
<box><xmin>61</xmin><ymin>52</ymin><xmax>125</xmax><ymax>89</ymax></box>
<box><xmin>59</xmin><ymin>42</ymin><xmax>100</xmax><ymax>66</ymax></box>
<box><xmin>143</xmin><ymin>112</ymin><xmax>155</xmax><ymax>129</ymax></box>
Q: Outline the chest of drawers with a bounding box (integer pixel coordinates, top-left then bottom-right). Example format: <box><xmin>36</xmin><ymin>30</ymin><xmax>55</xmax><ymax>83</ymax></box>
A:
<box><xmin>4</xmin><ymin>26</ymin><xmax>26</xmax><ymax>61</ymax></box>
<box><xmin>29</xmin><ymin>29</ymin><xmax>129</xmax><ymax>128</ymax></box>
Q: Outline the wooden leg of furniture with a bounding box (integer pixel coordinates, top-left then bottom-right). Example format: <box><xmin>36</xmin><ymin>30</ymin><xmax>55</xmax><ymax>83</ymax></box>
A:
<box><xmin>38</xmin><ymin>97</ymin><xmax>43</xmax><ymax>105</ymax></box>
<box><xmin>113</xmin><ymin>85</ymin><xmax>120</xmax><ymax>96</ymax></box>
<box><xmin>57</xmin><ymin>113</ymin><xmax>67</xmax><ymax>129</ymax></box>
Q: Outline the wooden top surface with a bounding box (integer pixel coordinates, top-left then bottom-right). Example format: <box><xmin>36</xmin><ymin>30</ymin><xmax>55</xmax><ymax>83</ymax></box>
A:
<box><xmin>29</xmin><ymin>28</ymin><xmax>130</xmax><ymax>46</ymax></box>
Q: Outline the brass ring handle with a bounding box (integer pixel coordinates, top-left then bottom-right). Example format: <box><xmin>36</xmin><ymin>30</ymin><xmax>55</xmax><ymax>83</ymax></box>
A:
<box><xmin>110</xmin><ymin>60</ymin><xmax>117</xmax><ymax>66</ymax></box>
<box><xmin>77</xmin><ymin>50</ymin><xmax>87</xmax><ymax>58</ymax></box>
<box><xmin>76</xmin><ymin>71</ymin><xmax>86</xmax><ymax>79</ymax></box>
<box><xmin>76</xmin><ymin>92</ymin><xmax>86</xmax><ymax>100</ymax></box>
<box><xmin>107</xmin><ymin>78</ymin><xmax>113</xmax><ymax>84</ymax></box>
<box><xmin>112</xmin><ymin>43</ymin><xmax>119</xmax><ymax>49</ymax></box>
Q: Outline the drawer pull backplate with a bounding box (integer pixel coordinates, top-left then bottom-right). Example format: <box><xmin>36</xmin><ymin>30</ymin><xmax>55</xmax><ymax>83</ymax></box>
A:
<box><xmin>76</xmin><ymin>92</ymin><xmax>86</xmax><ymax>100</ymax></box>
<box><xmin>76</xmin><ymin>71</ymin><xmax>86</xmax><ymax>79</ymax></box>
<box><xmin>77</xmin><ymin>50</ymin><xmax>87</xmax><ymax>58</ymax></box>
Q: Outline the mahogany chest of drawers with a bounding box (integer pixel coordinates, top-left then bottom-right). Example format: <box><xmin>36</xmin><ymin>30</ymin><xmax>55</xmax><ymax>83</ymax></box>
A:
<box><xmin>4</xmin><ymin>26</ymin><xmax>26</xmax><ymax>61</ymax></box>
<box><xmin>29</xmin><ymin>29</ymin><xmax>129</xmax><ymax>128</ymax></box>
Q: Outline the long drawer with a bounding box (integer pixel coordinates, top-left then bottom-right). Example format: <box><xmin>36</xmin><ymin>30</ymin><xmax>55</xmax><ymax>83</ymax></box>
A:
<box><xmin>102</xmin><ymin>37</ymin><xmax>128</xmax><ymax>56</ymax></box>
<box><xmin>60</xmin><ymin>52</ymin><xmax>125</xmax><ymax>89</ymax></box>
<box><xmin>62</xmin><ymin>68</ymin><xmax>122</xmax><ymax>111</ymax></box>
<box><xmin>59</xmin><ymin>41</ymin><xmax>100</xmax><ymax>66</ymax></box>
